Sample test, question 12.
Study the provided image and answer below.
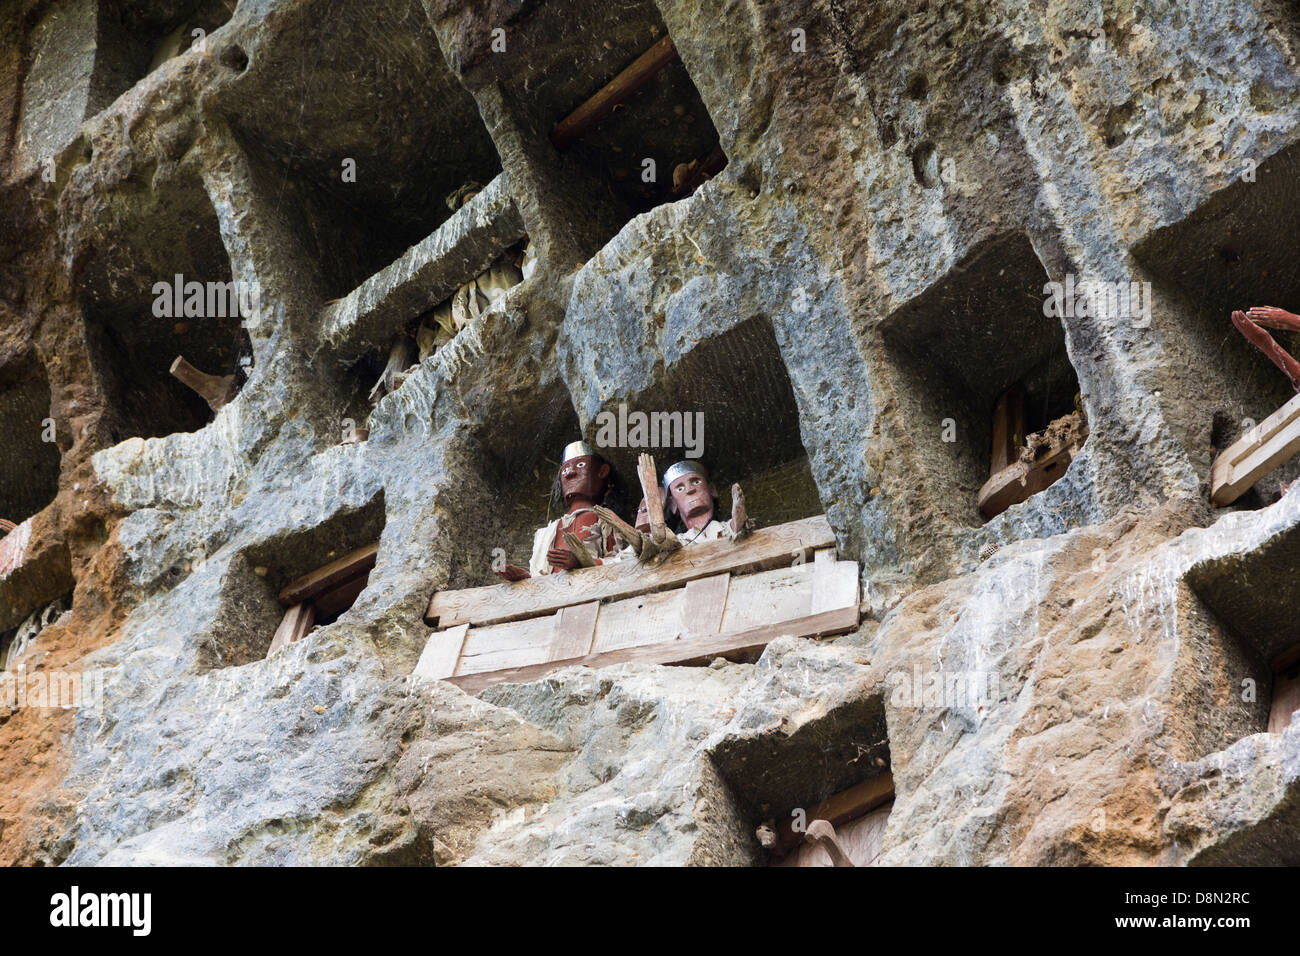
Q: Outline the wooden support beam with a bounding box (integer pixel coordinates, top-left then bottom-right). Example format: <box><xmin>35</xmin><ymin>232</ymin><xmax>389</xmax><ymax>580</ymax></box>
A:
<box><xmin>550</xmin><ymin>36</ymin><xmax>679</xmax><ymax>151</ymax></box>
<box><xmin>443</xmin><ymin>604</ymin><xmax>859</xmax><ymax>695</ymax></box>
<box><xmin>313</xmin><ymin>570</ymin><xmax>371</xmax><ymax>619</ymax></box>
<box><xmin>774</xmin><ymin>771</ymin><xmax>895</xmax><ymax>856</ymax></box>
<box><xmin>810</xmin><ymin>547</ymin><xmax>859</xmax><ymax>614</ymax></box>
<box><xmin>426</xmin><ymin>514</ymin><xmax>836</xmax><ymax>629</ymax></box>
<box><xmin>268</xmin><ymin>601</ymin><xmax>316</xmax><ymax>657</ymax></box>
<box><xmin>989</xmin><ymin>383</ymin><xmax>1026</xmax><ymax>476</ymax></box>
<box><xmin>278</xmin><ymin>542</ymin><xmax>379</xmax><ymax>607</ymax></box>
<box><xmin>1211</xmin><ymin>391</ymin><xmax>1300</xmax><ymax>507</ymax></box>
<box><xmin>170</xmin><ymin>356</ymin><xmax>237</xmax><ymax>412</ymax></box>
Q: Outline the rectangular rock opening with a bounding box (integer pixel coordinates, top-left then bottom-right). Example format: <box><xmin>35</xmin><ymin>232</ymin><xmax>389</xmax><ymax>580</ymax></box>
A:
<box><xmin>231</xmin><ymin>493</ymin><xmax>386</xmax><ymax>666</ymax></box>
<box><xmin>215</xmin><ymin>0</ymin><xmax>504</xmax><ymax>299</ymax></box>
<box><xmin>1183</xmin><ymin>522</ymin><xmax>1300</xmax><ymax>749</ymax></box>
<box><xmin>1133</xmin><ymin>141</ymin><xmax>1300</xmax><ymax>510</ymax></box>
<box><xmin>880</xmin><ymin>231</ymin><xmax>1084</xmax><ymax>527</ymax></box>
<box><xmin>106</xmin><ymin>0</ymin><xmax>237</xmax><ymax>91</ymax></box>
<box><xmin>79</xmin><ymin>176</ymin><xmax>252</xmax><ymax>443</ymax></box>
<box><xmin>9</xmin><ymin>0</ymin><xmax>234</xmax><ymax>174</ymax></box>
<box><xmin>356</xmin><ymin>236</ymin><xmax>530</xmax><ymax>412</ymax></box>
<box><xmin>0</xmin><ymin>350</ymin><xmax>60</xmax><ymax>528</ymax></box>
<box><xmin>585</xmin><ymin>315</ymin><xmax>824</xmax><ymax>531</ymax></box>
<box><xmin>448</xmin><ymin>387</ymin><xmax>586</xmax><ymax>590</ymax></box>
<box><xmin>495</xmin><ymin>0</ymin><xmax>726</xmax><ymax>257</ymax></box>
<box><xmin>708</xmin><ymin>696</ymin><xmax>893</xmax><ymax>867</ymax></box>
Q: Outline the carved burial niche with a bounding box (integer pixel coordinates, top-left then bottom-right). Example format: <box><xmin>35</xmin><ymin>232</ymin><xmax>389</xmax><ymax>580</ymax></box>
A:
<box><xmin>8</xmin><ymin>0</ymin><xmax>235</xmax><ymax>174</ymax></box>
<box><xmin>709</xmin><ymin>696</ymin><xmax>894</xmax><ymax>867</ymax></box>
<box><xmin>579</xmin><ymin>315</ymin><xmax>824</xmax><ymax>534</ymax></box>
<box><xmin>496</xmin><ymin>0</ymin><xmax>726</xmax><ymax>257</ymax></box>
<box><xmin>1184</xmin><ymin>521</ymin><xmax>1300</xmax><ymax>742</ymax></box>
<box><xmin>880</xmin><ymin>231</ymin><xmax>1084</xmax><ymax>526</ymax></box>
<box><xmin>213</xmin><ymin>0</ymin><xmax>503</xmax><ymax>299</ymax></box>
<box><xmin>78</xmin><ymin>175</ymin><xmax>252</xmax><ymax>442</ymax></box>
<box><xmin>0</xmin><ymin>350</ymin><xmax>60</xmax><ymax>529</ymax></box>
<box><xmin>1133</xmin><ymin>140</ymin><xmax>1300</xmax><ymax>509</ymax></box>
<box><xmin>0</xmin><ymin>350</ymin><xmax>74</xmax><ymax>639</ymax></box>
<box><xmin>446</xmin><ymin>386</ymin><xmax>587</xmax><ymax>590</ymax></box>
<box><xmin>236</xmin><ymin>494</ymin><xmax>385</xmax><ymax>665</ymax></box>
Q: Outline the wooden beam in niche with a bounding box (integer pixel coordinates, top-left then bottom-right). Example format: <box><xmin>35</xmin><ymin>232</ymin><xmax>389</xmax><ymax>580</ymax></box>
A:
<box><xmin>550</xmin><ymin>36</ymin><xmax>680</xmax><ymax>151</ymax></box>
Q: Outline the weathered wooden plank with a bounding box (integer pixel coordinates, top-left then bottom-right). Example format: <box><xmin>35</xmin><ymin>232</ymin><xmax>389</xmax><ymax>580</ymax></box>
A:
<box><xmin>776</xmin><ymin>802</ymin><xmax>893</xmax><ymax>867</ymax></box>
<box><xmin>413</xmin><ymin>624</ymin><xmax>470</xmax><ymax>681</ymax></box>
<box><xmin>550</xmin><ymin>37</ymin><xmax>679</xmax><ymax>150</ymax></box>
<box><xmin>719</xmin><ymin>564</ymin><xmax>813</xmax><ymax>634</ymax></box>
<box><xmin>456</xmin><ymin>615</ymin><xmax>556</xmax><ymax>675</ymax></box>
<box><xmin>978</xmin><ymin>443</ymin><xmax>1078</xmax><ymax>520</ymax></box>
<box><xmin>427</xmin><ymin>514</ymin><xmax>835</xmax><ymax>629</ymax></box>
<box><xmin>774</xmin><ymin>771</ymin><xmax>895</xmax><ymax>856</ymax></box>
<box><xmin>1211</xmin><ymin>391</ymin><xmax>1300</xmax><ymax>507</ymax></box>
<box><xmin>548</xmin><ymin>600</ymin><xmax>600</xmax><ymax>661</ymax></box>
<box><xmin>279</xmin><ymin>542</ymin><xmax>378</xmax><ymax>607</ymax></box>
<box><xmin>589</xmin><ymin>587</ymin><xmax>683</xmax><ymax>654</ymax></box>
<box><xmin>268</xmin><ymin>601</ymin><xmax>315</xmax><ymax>657</ymax></box>
<box><xmin>810</xmin><ymin>549</ymin><xmax>860</xmax><ymax>614</ymax></box>
<box><xmin>445</xmin><ymin>605</ymin><xmax>860</xmax><ymax>694</ymax></box>
<box><xmin>318</xmin><ymin>173</ymin><xmax>526</xmax><ymax>364</ymax></box>
<box><xmin>682</xmin><ymin>573</ymin><xmax>729</xmax><ymax>636</ymax></box>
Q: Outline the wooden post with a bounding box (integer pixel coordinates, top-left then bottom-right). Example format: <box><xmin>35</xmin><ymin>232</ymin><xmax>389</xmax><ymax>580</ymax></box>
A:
<box><xmin>1268</xmin><ymin>645</ymin><xmax>1300</xmax><ymax>734</ymax></box>
<box><xmin>268</xmin><ymin>601</ymin><xmax>316</xmax><ymax>657</ymax></box>
<box><xmin>550</xmin><ymin>36</ymin><xmax>679</xmax><ymax>150</ymax></box>
<box><xmin>170</xmin><ymin>356</ymin><xmax>237</xmax><ymax>412</ymax></box>
<box><xmin>990</xmin><ymin>383</ymin><xmax>1025</xmax><ymax>477</ymax></box>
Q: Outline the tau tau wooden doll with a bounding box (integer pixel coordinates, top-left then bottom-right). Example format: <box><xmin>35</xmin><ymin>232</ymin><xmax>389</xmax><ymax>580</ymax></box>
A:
<box><xmin>662</xmin><ymin>460</ymin><xmax>751</xmax><ymax>546</ymax></box>
<box><xmin>496</xmin><ymin>441</ymin><xmax>623</xmax><ymax>582</ymax></box>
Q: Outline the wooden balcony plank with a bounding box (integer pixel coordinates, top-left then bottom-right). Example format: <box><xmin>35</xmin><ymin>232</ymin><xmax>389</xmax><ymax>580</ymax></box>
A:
<box><xmin>426</xmin><ymin>514</ymin><xmax>835</xmax><ymax>629</ymax></box>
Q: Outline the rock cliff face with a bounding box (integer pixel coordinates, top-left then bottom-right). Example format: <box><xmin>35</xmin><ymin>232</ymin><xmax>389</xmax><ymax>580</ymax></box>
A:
<box><xmin>1</xmin><ymin>0</ymin><xmax>1298</xmax><ymax>865</ymax></box>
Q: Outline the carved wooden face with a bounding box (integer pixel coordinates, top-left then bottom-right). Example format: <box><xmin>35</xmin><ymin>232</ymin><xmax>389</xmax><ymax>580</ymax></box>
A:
<box><xmin>559</xmin><ymin>455</ymin><xmax>610</xmax><ymax>504</ymax></box>
<box><xmin>634</xmin><ymin>497</ymin><xmax>651</xmax><ymax>532</ymax></box>
<box><xmin>667</xmin><ymin>471</ymin><xmax>714</xmax><ymax>521</ymax></box>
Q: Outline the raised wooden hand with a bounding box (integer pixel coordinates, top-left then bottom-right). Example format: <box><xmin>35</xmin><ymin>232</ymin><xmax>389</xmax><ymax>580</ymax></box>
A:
<box><xmin>637</xmin><ymin>453</ymin><xmax>670</xmax><ymax>545</ymax></box>
<box><xmin>1247</xmin><ymin>306</ymin><xmax>1300</xmax><ymax>333</ymax></box>
<box><xmin>729</xmin><ymin>483</ymin><xmax>751</xmax><ymax>539</ymax></box>
<box><xmin>1232</xmin><ymin>310</ymin><xmax>1300</xmax><ymax>391</ymax></box>
<box><xmin>594</xmin><ymin>505</ymin><xmax>642</xmax><ymax>557</ymax></box>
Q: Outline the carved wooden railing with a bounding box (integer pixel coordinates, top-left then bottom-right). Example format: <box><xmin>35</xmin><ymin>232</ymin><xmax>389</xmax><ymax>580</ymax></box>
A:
<box><xmin>417</xmin><ymin>515</ymin><xmax>860</xmax><ymax>693</ymax></box>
